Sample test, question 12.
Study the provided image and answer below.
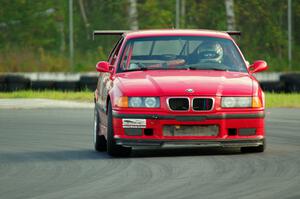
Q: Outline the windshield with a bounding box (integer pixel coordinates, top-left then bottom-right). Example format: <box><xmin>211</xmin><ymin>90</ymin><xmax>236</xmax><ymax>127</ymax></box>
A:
<box><xmin>118</xmin><ymin>36</ymin><xmax>247</xmax><ymax>72</ymax></box>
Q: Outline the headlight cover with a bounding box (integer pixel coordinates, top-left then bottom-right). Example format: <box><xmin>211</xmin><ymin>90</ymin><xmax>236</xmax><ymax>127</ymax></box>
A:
<box><xmin>221</xmin><ymin>97</ymin><xmax>252</xmax><ymax>108</ymax></box>
<box><xmin>129</xmin><ymin>97</ymin><xmax>143</xmax><ymax>107</ymax></box>
<box><xmin>144</xmin><ymin>97</ymin><xmax>158</xmax><ymax>108</ymax></box>
<box><xmin>128</xmin><ymin>97</ymin><xmax>160</xmax><ymax>108</ymax></box>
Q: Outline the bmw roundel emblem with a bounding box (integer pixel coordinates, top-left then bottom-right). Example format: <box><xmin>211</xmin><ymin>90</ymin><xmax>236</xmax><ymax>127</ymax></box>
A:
<box><xmin>186</xmin><ymin>88</ymin><xmax>194</xmax><ymax>93</ymax></box>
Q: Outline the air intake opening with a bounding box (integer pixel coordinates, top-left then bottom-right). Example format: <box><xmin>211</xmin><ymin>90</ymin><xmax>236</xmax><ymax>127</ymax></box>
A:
<box><xmin>228</xmin><ymin>128</ymin><xmax>237</xmax><ymax>136</ymax></box>
<box><xmin>144</xmin><ymin>128</ymin><xmax>153</xmax><ymax>136</ymax></box>
<box><xmin>239</xmin><ymin>128</ymin><xmax>256</xmax><ymax>136</ymax></box>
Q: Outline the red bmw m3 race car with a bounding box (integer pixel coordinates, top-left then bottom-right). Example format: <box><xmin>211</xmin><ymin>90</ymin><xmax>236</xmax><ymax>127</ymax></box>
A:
<box><xmin>93</xmin><ymin>29</ymin><xmax>268</xmax><ymax>156</ymax></box>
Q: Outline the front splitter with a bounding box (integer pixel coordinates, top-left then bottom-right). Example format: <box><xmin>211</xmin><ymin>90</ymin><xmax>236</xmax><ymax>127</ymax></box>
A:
<box><xmin>116</xmin><ymin>138</ymin><xmax>265</xmax><ymax>149</ymax></box>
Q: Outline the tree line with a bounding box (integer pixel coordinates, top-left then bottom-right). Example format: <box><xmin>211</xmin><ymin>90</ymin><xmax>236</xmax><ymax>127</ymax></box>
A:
<box><xmin>0</xmin><ymin>0</ymin><xmax>299</xmax><ymax>72</ymax></box>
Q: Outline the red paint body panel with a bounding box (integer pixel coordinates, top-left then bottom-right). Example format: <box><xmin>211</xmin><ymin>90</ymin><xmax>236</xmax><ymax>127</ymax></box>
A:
<box><xmin>114</xmin><ymin>70</ymin><xmax>252</xmax><ymax>97</ymax></box>
<box><xmin>94</xmin><ymin>29</ymin><xmax>267</xmax><ymax>150</ymax></box>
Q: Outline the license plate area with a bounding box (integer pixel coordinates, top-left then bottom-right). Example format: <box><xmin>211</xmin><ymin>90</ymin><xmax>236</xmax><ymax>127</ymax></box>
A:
<box><xmin>163</xmin><ymin>125</ymin><xmax>219</xmax><ymax>136</ymax></box>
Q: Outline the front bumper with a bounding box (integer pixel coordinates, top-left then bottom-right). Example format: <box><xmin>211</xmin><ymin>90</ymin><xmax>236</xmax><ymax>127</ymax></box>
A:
<box><xmin>112</xmin><ymin>110</ymin><xmax>265</xmax><ymax>148</ymax></box>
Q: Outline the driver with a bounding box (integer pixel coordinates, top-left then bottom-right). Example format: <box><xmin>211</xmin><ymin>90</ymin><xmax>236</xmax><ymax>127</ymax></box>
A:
<box><xmin>197</xmin><ymin>42</ymin><xmax>223</xmax><ymax>63</ymax></box>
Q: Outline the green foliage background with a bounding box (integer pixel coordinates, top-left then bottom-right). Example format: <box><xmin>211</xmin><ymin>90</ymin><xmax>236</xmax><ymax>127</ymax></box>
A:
<box><xmin>0</xmin><ymin>0</ymin><xmax>299</xmax><ymax>72</ymax></box>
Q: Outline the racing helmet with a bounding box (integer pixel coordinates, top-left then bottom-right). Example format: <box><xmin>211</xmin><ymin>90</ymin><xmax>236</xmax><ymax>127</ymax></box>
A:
<box><xmin>197</xmin><ymin>42</ymin><xmax>223</xmax><ymax>63</ymax></box>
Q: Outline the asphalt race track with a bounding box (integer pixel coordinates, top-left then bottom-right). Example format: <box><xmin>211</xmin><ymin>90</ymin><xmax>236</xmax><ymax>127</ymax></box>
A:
<box><xmin>0</xmin><ymin>108</ymin><xmax>299</xmax><ymax>199</ymax></box>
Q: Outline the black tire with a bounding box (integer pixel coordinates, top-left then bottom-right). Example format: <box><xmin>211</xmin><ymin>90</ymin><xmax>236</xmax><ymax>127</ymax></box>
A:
<box><xmin>93</xmin><ymin>107</ymin><xmax>107</xmax><ymax>152</ymax></box>
<box><xmin>6</xmin><ymin>75</ymin><xmax>30</xmax><ymax>91</ymax></box>
<box><xmin>241</xmin><ymin>140</ymin><xmax>265</xmax><ymax>153</ymax></box>
<box><xmin>107</xmin><ymin>102</ymin><xmax>131</xmax><ymax>157</ymax></box>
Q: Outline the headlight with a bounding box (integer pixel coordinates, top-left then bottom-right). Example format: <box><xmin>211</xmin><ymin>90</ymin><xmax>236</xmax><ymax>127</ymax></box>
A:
<box><xmin>144</xmin><ymin>97</ymin><xmax>158</xmax><ymax>108</ymax></box>
<box><xmin>124</xmin><ymin>97</ymin><xmax>160</xmax><ymax>108</ymax></box>
<box><xmin>221</xmin><ymin>97</ymin><xmax>252</xmax><ymax>108</ymax></box>
<box><xmin>129</xmin><ymin>97</ymin><xmax>143</xmax><ymax>107</ymax></box>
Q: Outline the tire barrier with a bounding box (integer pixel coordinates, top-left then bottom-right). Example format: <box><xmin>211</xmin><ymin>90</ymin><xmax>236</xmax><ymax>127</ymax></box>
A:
<box><xmin>0</xmin><ymin>73</ymin><xmax>96</xmax><ymax>92</ymax></box>
<box><xmin>0</xmin><ymin>75</ymin><xmax>7</xmax><ymax>91</ymax></box>
<box><xmin>31</xmin><ymin>81</ymin><xmax>56</xmax><ymax>90</ymax></box>
<box><xmin>260</xmin><ymin>81</ymin><xmax>284</xmax><ymax>93</ymax></box>
<box><xmin>280</xmin><ymin>73</ymin><xmax>300</xmax><ymax>92</ymax></box>
<box><xmin>0</xmin><ymin>73</ymin><xmax>299</xmax><ymax>92</ymax></box>
<box><xmin>5</xmin><ymin>75</ymin><xmax>30</xmax><ymax>91</ymax></box>
<box><xmin>79</xmin><ymin>75</ymin><xmax>98</xmax><ymax>91</ymax></box>
<box><xmin>55</xmin><ymin>81</ymin><xmax>79</xmax><ymax>91</ymax></box>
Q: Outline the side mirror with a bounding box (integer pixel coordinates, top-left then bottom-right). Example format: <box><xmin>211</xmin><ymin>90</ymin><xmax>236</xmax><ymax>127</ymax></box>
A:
<box><xmin>96</xmin><ymin>61</ymin><xmax>111</xmax><ymax>73</ymax></box>
<box><xmin>249</xmin><ymin>60</ymin><xmax>268</xmax><ymax>74</ymax></box>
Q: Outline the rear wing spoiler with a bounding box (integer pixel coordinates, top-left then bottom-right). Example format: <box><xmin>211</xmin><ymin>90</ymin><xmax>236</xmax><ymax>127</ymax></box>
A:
<box><xmin>93</xmin><ymin>30</ymin><xmax>127</xmax><ymax>40</ymax></box>
<box><xmin>225</xmin><ymin>31</ymin><xmax>241</xmax><ymax>36</ymax></box>
<box><xmin>93</xmin><ymin>30</ymin><xmax>241</xmax><ymax>40</ymax></box>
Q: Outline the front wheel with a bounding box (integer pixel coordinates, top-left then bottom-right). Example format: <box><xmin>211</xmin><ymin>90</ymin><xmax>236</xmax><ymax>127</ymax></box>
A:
<box><xmin>107</xmin><ymin>102</ymin><xmax>131</xmax><ymax>157</ymax></box>
<box><xmin>93</xmin><ymin>108</ymin><xmax>107</xmax><ymax>152</ymax></box>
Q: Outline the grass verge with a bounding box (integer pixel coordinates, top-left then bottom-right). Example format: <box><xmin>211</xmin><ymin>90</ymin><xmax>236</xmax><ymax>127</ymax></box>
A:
<box><xmin>265</xmin><ymin>93</ymin><xmax>300</xmax><ymax>108</ymax></box>
<box><xmin>0</xmin><ymin>91</ymin><xmax>299</xmax><ymax>108</ymax></box>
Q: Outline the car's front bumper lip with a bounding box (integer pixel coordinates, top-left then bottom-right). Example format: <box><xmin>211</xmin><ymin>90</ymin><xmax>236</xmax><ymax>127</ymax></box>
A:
<box><xmin>112</xmin><ymin>111</ymin><xmax>265</xmax><ymax>121</ymax></box>
<box><xmin>116</xmin><ymin>138</ymin><xmax>265</xmax><ymax>149</ymax></box>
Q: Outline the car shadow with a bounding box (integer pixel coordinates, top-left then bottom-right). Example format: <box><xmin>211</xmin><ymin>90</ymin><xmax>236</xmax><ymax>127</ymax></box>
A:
<box><xmin>130</xmin><ymin>147</ymin><xmax>243</xmax><ymax>158</ymax></box>
<box><xmin>0</xmin><ymin>147</ymin><xmax>247</xmax><ymax>163</ymax></box>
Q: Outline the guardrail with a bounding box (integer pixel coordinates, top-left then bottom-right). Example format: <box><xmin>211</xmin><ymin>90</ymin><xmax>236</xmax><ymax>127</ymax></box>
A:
<box><xmin>0</xmin><ymin>72</ymin><xmax>299</xmax><ymax>92</ymax></box>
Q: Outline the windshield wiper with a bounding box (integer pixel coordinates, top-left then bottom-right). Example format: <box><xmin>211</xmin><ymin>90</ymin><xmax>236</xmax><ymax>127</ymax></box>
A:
<box><xmin>201</xmin><ymin>67</ymin><xmax>228</xmax><ymax>71</ymax></box>
<box><xmin>124</xmin><ymin>65</ymin><xmax>228</xmax><ymax>72</ymax></box>
<box><xmin>182</xmin><ymin>64</ymin><xmax>228</xmax><ymax>71</ymax></box>
<box><xmin>176</xmin><ymin>66</ymin><xmax>224</xmax><ymax>70</ymax></box>
<box><xmin>187</xmin><ymin>66</ymin><xmax>197</xmax><ymax>70</ymax></box>
<box><xmin>124</xmin><ymin>63</ymin><xmax>148</xmax><ymax>72</ymax></box>
<box><xmin>125</xmin><ymin>67</ymin><xmax>147</xmax><ymax>72</ymax></box>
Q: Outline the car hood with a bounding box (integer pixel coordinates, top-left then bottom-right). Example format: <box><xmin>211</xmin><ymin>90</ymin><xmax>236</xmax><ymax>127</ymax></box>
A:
<box><xmin>115</xmin><ymin>70</ymin><xmax>253</xmax><ymax>96</ymax></box>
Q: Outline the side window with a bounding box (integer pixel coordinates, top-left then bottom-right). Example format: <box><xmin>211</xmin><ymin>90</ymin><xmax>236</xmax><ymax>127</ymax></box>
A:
<box><xmin>108</xmin><ymin>38</ymin><xmax>124</xmax><ymax>66</ymax></box>
<box><xmin>120</xmin><ymin>42</ymin><xmax>133</xmax><ymax>70</ymax></box>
